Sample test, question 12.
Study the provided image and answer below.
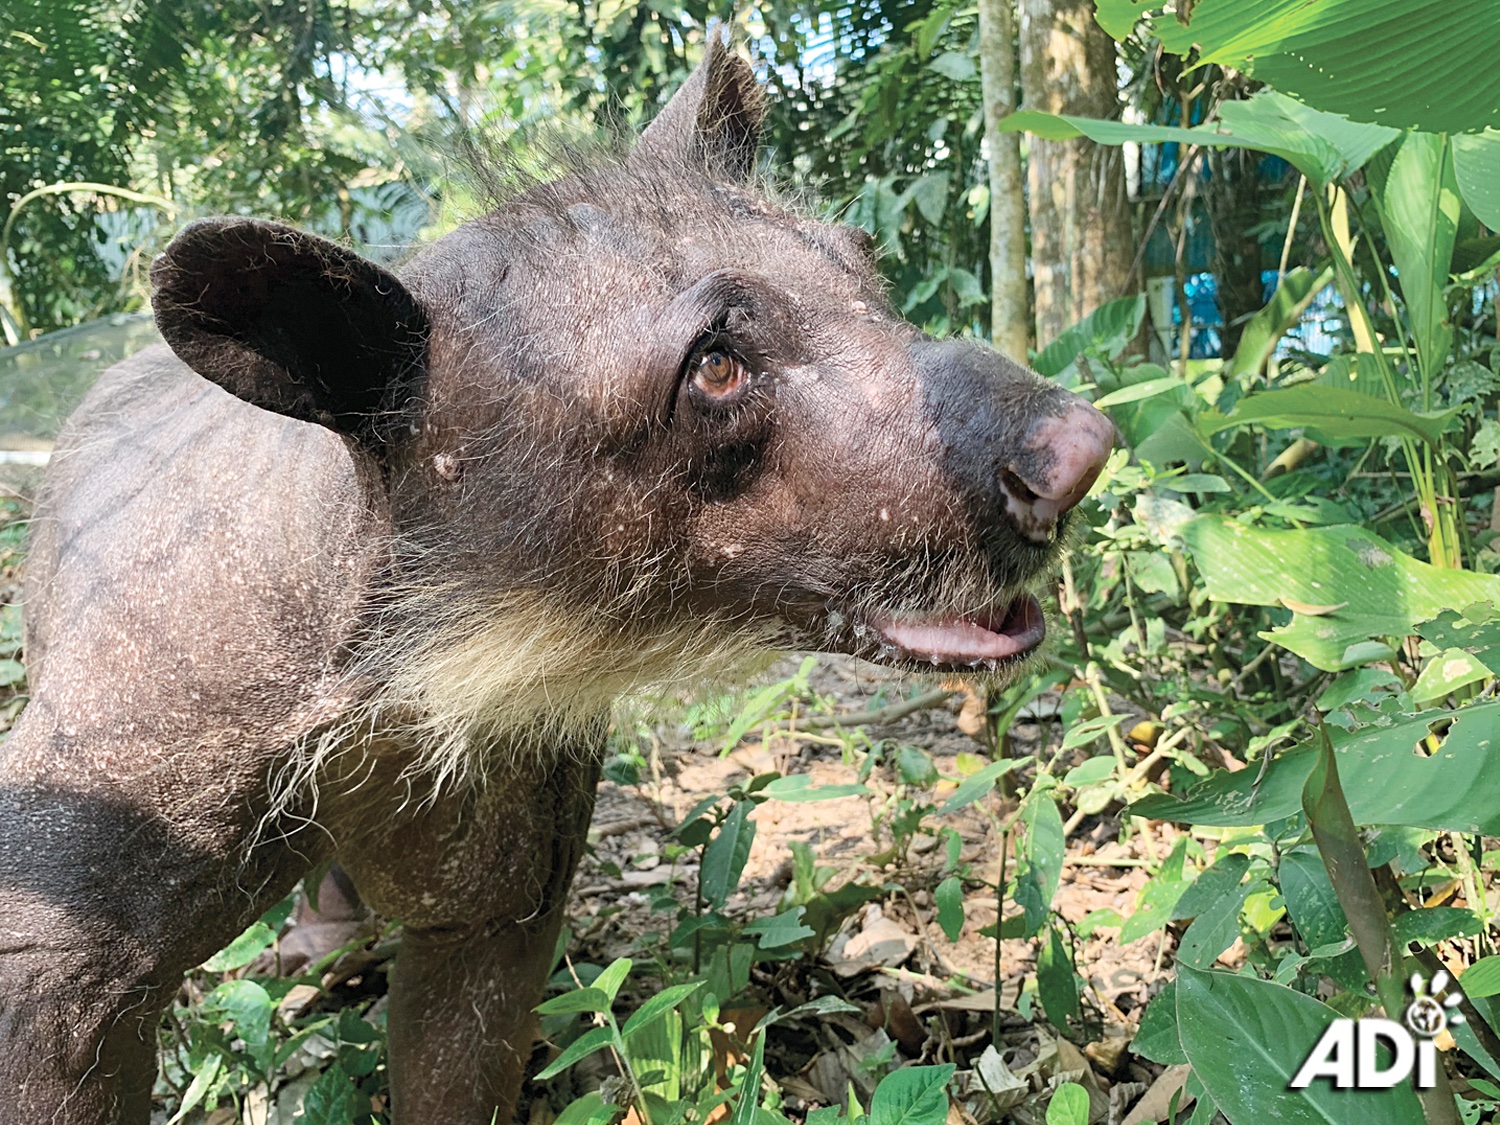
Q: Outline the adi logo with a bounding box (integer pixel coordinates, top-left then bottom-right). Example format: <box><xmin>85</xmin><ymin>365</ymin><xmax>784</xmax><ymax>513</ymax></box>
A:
<box><xmin>1291</xmin><ymin>972</ymin><xmax>1464</xmax><ymax>1091</ymax></box>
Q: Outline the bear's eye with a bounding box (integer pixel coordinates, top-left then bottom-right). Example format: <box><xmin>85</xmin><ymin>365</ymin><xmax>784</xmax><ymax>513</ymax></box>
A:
<box><xmin>691</xmin><ymin>348</ymin><xmax>749</xmax><ymax>400</ymax></box>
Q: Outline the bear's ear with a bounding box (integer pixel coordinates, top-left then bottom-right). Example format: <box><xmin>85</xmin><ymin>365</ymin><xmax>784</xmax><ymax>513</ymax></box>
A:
<box><xmin>151</xmin><ymin>218</ymin><xmax>429</xmax><ymax>448</ymax></box>
<box><xmin>638</xmin><ymin>35</ymin><xmax>764</xmax><ymax>182</ymax></box>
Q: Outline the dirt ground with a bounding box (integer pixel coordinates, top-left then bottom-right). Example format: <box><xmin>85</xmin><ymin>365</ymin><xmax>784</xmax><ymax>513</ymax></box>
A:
<box><xmin>555</xmin><ymin>653</ymin><xmax>1184</xmax><ymax>1125</ymax></box>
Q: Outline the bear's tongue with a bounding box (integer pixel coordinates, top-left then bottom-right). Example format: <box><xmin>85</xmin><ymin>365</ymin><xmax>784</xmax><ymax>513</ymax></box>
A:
<box><xmin>871</xmin><ymin>595</ymin><xmax>1045</xmax><ymax>663</ymax></box>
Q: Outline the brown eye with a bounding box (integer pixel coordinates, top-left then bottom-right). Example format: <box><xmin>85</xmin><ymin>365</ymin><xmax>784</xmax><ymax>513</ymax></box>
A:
<box><xmin>691</xmin><ymin>349</ymin><xmax>748</xmax><ymax>399</ymax></box>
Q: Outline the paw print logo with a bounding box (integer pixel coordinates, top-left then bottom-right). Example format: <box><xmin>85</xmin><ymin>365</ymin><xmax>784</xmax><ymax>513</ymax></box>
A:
<box><xmin>1405</xmin><ymin>971</ymin><xmax>1465</xmax><ymax>1038</ymax></box>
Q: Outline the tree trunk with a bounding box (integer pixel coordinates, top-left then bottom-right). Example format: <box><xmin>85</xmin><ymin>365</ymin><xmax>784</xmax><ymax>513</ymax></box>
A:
<box><xmin>1018</xmin><ymin>0</ymin><xmax>1134</xmax><ymax>347</ymax></box>
<box><xmin>979</xmin><ymin>0</ymin><xmax>1029</xmax><ymax>360</ymax></box>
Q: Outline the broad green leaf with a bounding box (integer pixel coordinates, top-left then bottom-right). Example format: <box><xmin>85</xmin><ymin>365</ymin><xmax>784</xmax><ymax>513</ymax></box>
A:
<box><xmin>934</xmin><ymin>876</ymin><xmax>964</xmax><ymax>942</ymax></box>
<box><xmin>1368</xmin><ymin>132</ymin><xmax>1460</xmax><ymax>382</ymax></box>
<box><xmin>1031</xmin><ymin>294</ymin><xmax>1144</xmax><ymax>383</ymax></box>
<box><xmin>1092</xmin><ymin>0</ymin><xmax>1145</xmax><ymax>40</ymax></box>
<box><xmin>1121</xmin><ymin>838</ymin><xmax>1192</xmax><ymax>943</ymax></box>
<box><xmin>1224</xmin><ymin>267</ymin><xmax>1333</xmax><ymax>383</ymax></box>
<box><xmin>1176</xmin><ymin>965</ymin><xmax>1425</xmax><ymax>1124</ymax></box>
<box><xmin>1200</xmin><ymin>385</ymin><xmax>1453</xmax><ymax>449</ymax></box>
<box><xmin>1171</xmin><ymin>852</ymin><xmax>1251</xmax><ymax>923</ymax></box>
<box><xmin>1000</xmin><ymin>91</ymin><xmax>1396</xmax><ymax>188</ymax></box>
<box><xmin>202</xmin><ymin>921</ymin><xmax>276</xmax><ymax>973</ymax></box>
<box><xmin>743</xmin><ymin>908</ymin><xmax>816</xmax><ymax>949</ymax></box>
<box><xmin>553</xmin><ymin>1093</ymin><xmax>619</xmax><ymax>1125</ymax></box>
<box><xmin>1279</xmin><ymin>850</ymin><xmax>1350</xmax><ymax>950</ymax></box>
<box><xmin>622</xmin><ymin>981</ymin><xmax>704</xmax><ymax>1038</ymax></box>
<box><xmin>1045</xmin><ymin>1083</ymin><xmax>1089</xmax><ymax>1125</ymax></box>
<box><xmin>868</xmin><ymin>1064</ymin><xmax>955</xmax><ymax>1125</ymax></box>
<box><xmin>1178</xmin><ymin>879</ymin><xmax>1262</xmax><ymax>970</ymax></box>
<box><xmin>1392</xmin><ymin>906</ymin><xmax>1485</xmax><ymax>947</ymax></box>
<box><xmin>896</xmin><ymin>746</ymin><xmax>939</xmax><ymax>787</ymax></box>
<box><xmin>1183</xmin><ymin>517</ymin><xmax>1500</xmax><ymax>671</ymax></box>
<box><xmin>1463</xmin><ymin>956</ymin><xmax>1500</xmax><ymax>999</ymax></box>
<box><xmin>536</xmin><ymin>986</ymin><xmax>611</xmax><ymax>1016</ymax></box>
<box><xmin>1412</xmin><ymin>648</ymin><xmax>1491</xmax><ymax>704</ymax></box>
<box><xmin>1130</xmin><ymin>981</ymin><xmax>1186</xmax><ymax>1065</ymax></box>
<box><xmin>1063</xmin><ymin>756</ymin><xmax>1115</xmax><ymax>788</ymax></box>
<box><xmin>302</xmin><ymin>1063</ymin><xmax>365</xmax><ymax>1124</ymax></box>
<box><xmin>535</xmin><ymin>1026</ymin><xmax>616</xmax><ymax>1081</ymax></box>
<box><xmin>1016</xmin><ymin>789</ymin><xmax>1064</xmax><ymax>935</ymax></box>
<box><xmin>1149</xmin><ymin>0</ymin><xmax>1500</xmax><ymax>135</ymax></box>
<box><xmin>1132</xmin><ymin>700</ymin><xmax>1500</xmax><ymax>833</ymax></box>
<box><xmin>701</xmin><ymin>801</ymin><xmax>756</xmax><ymax>909</ymax></box>
<box><xmin>1037</xmin><ymin>926</ymin><xmax>1080</xmax><ymax>1028</ymax></box>
<box><xmin>1454</xmin><ymin>130</ymin><xmax>1500</xmax><ymax>230</ymax></box>
<box><xmin>938</xmin><ymin>757</ymin><xmax>1028</xmax><ymax>814</ymax></box>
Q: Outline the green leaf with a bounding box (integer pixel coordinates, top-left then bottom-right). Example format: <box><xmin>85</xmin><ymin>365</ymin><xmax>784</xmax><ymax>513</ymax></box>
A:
<box><xmin>202</xmin><ymin>921</ymin><xmax>275</xmax><ymax>973</ymax></box>
<box><xmin>1176</xmin><ymin>965</ymin><xmax>1425</xmax><ymax>1124</ymax></box>
<box><xmin>895</xmin><ymin>746</ymin><xmax>939</xmax><ymax>787</ymax></box>
<box><xmin>1455</xmin><ymin>130</ymin><xmax>1500</xmax><ymax>231</ymax></box>
<box><xmin>1092</xmin><ymin>0</ymin><xmax>1146</xmax><ymax>40</ymax></box>
<box><xmin>1134</xmin><ymin>700</ymin><xmax>1500</xmax><ymax>833</ymax></box>
<box><xmin>1093</xmin><ymin>376</ymin><xmax>1184</xmax><ymax>409</ymax></box>
<box><xmin>867</xmin><ymin>1064</ymin><xmax>955</xmax><ymax>1125</ymax></box>
<box><xmin>621</xmin><ymin>982</ymin><xmax>704</xmax><ymax>1038</ymax></box>
<box><xmin>1131</xmin><ymin>981</ymin><xmax>1186</xmax><ymax>1065</ymax></box>
<box><xmin>164</xmin><ymin>1055</ymin><xmax>223</xmax><ymax>1125</ymax></box>
<box><xmin>1182</xmin><ymin>517</ymin><xmax>1500</xmax><ymax>671</ymax></box>
<box><xmin>593</xmin><ymin>958</ymin><xmax>632</xmax><ymax>1004</ymax></box>
<box><xmin>701</xmin><ymin>801</ymin><xmax>756</xmax><ymax>909</ymax></box>
<box><xmin>728</xmin><ymin>1027</ymin><xmax>768</xmax><ymax>1125</ymax></box>
<box><xmin>1121</xmin><ymin>838</ymin><xmax>1192</xmax><ymax>943</ymax></box>
<box><xmin>1148</xmin><ymin>0</ymin><xmax>1500</xmax><ymax>135</ymax></box>
<box><xmin>1063</xmin><ymin>756</ymin><xmax>1115</xmax><ymax>788</ymax></box>
<box><xmin>1179</xmin><ymin>879</ymin><xmax>1262</xmax><ymax>971</ymax></box>
<box><xmin>302</xmin><ymin>1063</ymin><xmax>365</xmax><ymax>1125</ymax></box>
<box><xmin>759</xmin><ymin>775</ymin><xmax>869</xmax><ymax>802</ymax></box>
<box><xmin>1201</xmin><ymin>385</ymin><xmax>1453</xmax><ymax>449</ymax></box>
<box><xmin>999</xmin><ymin>91</ymin><xmax>1397</xmax><ymax>188</ymax></box>
<box><xmin>1016</xmin><ymin>789</ymin><xmax>1064</xmax><ymax>935</ymax></box>
<box><xmin>1171</xmin><ymin>853</ymin><xmax>1251</xmax><ymax>923</ymax></box>
<box><xmin>1225</xmin><ymin>267</ymin><xmax>1334</xmax><ymax>383</ymax></box>
<box><xmin>1392</xmin><ymin>906</ymin><xmax>1485</xmax><ymax>948</ymax></box>
<box><xmin>1045</xmin><ymin>1083</ymin><xmax>1090</xmax><ymax>1125</ymax></box>
<box><xmin>553</xmin><ymin>1093</ymin><xmax>621</xmax><ymax>1125</ymax></box>
<box><xmin>934</xmin><ymin>876</ymin><xmax>964</xmax><ymax>942</ymax></box>
<box><xmin>1031</xmin><ymin>294</ymin><xmax>1144</xmax><ymax>383</ymax></box>
<box><xmin>536</xmin><ymin>986</ymin><xmax>612</xmax><ymax>1016</ymax></box>
<box><xmin>1060</xmin><ymin>714</ymin><xmax>1127</xmax><ymax>751</ymax></box>
<box><xmin>938</xmin><ymin>757</ymin><xmax>1028</xmax><ymax>814</ymax></box>
<box><xmin>743</xmin><ymin>908</ymin><xmax>816</xmax><ymax>949</ymax></box>
<box><xmin>1368</xmin><ymin>132</ymin><xmax>1460</xmax><ymax>381</ymax></box>
<box><xmin>536</xmin><ymin>1026</ymin><xmax>617</xmax><ymax>1081</ymax></box>
<box><xmin>1463</xmin><ymin>956</ymin><xmax>1500</xmax><ymax>999</ymax></box>
<box><xmin>1279</xmin><ymin>850</ymin><xmax>1350</xmax><ymax>950</ymax></box>
<box><xmin>1037</xmin><ymin>926</ymin><xmax>1080</xmax><ymax>1028</ymax></box>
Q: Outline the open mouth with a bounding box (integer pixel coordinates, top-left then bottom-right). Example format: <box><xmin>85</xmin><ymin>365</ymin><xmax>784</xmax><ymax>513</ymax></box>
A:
<box><xmin>865</xmin><ymin>594</ymin><xmax>1046</xmax><ymax>670</ymax></box>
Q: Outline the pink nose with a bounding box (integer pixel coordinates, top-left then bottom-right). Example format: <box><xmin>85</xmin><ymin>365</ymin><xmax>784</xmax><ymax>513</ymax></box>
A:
<box><xmin>1001</xmin><ymin>401</ymin><xmax>1115</xmax><ymax>542</ymax></box>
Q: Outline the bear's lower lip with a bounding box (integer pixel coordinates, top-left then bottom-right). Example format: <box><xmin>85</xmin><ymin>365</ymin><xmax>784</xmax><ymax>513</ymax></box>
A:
<box><xmin>866</xmin><ymin>594</ymin><xmax>1046</xmax><ymax>667</ymax></box>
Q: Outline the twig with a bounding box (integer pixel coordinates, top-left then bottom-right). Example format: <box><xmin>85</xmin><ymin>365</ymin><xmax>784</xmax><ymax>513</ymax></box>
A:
<box><xmin>798</xmin><ymin>687</ymin><xmax>955</xmax><ymax>732</ymax></box>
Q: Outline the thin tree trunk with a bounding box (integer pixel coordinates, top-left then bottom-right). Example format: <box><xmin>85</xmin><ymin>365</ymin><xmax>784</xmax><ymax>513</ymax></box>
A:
<box><xmin>1018</xmin><ymin>0</ymin><xmax>1134</xmax><ymax>347</ymax></box>
<box><xmin>979</xmin><ymin>0</ymin><xmax>1029</xmax><ymax>360</ymax></box>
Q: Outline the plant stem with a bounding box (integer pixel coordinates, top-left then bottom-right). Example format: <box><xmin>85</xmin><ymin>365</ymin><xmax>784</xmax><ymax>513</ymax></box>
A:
<box><xmin>1302</xmin><ymin>723</ymin><xmax>1460</xmax><ymax>1125</ymax></box>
